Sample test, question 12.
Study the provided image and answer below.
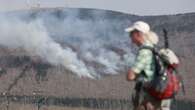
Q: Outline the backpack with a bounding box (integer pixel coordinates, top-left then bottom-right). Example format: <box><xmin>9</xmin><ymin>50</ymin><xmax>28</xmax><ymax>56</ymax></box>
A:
<box><xmin>142</xmin><ymin>46</ymin><xmax>181</xmax><ymax>100</ymax></box>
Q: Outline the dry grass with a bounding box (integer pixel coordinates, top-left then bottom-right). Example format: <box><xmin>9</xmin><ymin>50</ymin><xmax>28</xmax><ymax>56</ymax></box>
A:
<box><xmin>0</xmin><ymin>103</ymin><xmax>111</xmax><ymax>110</ymax></box>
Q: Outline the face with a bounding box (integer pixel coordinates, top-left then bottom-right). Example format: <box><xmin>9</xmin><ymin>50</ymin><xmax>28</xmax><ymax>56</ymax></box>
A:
<box><xmin>129</xmin><ymin>30</ymin><xmax>142</xmax><ymax>45</ymax></box>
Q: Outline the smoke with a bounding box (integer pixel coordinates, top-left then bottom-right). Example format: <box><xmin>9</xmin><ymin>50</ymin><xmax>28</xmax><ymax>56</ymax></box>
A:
<box><xmin>0</xmin><ymin>9</ymin><xmax>135</xmax><ymax>78</ymax></box>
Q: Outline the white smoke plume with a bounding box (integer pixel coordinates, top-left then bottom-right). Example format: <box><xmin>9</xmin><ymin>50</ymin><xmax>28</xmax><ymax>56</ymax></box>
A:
<box><xmin>0</xmin><ymin>9</ymin><xmax>135</xmax><ymax>78</ymax></box>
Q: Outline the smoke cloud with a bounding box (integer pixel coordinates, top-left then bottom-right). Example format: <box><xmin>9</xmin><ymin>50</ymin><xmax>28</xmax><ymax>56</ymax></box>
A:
<box><xmin>0</xmin><ymin>8</ymin><xmax>135</xmax><ymax>78</ymax></box>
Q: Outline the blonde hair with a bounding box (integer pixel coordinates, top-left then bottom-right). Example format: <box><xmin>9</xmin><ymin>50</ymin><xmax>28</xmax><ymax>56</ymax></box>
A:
<box><xmin>143</xmin><ymin>31</ymin><xmax>159</xmax><ymax>45</ymax></box>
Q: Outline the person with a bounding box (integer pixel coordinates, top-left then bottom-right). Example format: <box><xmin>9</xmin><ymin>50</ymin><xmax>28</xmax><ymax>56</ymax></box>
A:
<box><xmin>125</xmin><ymin>21</ymin><xmax>172</xmax><ymax>110</ymax></box>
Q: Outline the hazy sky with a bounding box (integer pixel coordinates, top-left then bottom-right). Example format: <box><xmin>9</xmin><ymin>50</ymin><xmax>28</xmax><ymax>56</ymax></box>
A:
<box><xmin>0</xmin><ymin>0</ymin><xmax>195</xmax><ymax>15</ymax></box>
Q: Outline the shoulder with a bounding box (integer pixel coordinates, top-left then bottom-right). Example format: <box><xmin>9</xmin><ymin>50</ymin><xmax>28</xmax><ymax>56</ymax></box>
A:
<box><xmin>138</xmin><ymin>48</ymin><xmax>153</xmax><ymax>56</ymax></box>
<box><xmin>138</xmin><ymin>41</ymin><xmax>154</xmax><ymax>56</ymax></box>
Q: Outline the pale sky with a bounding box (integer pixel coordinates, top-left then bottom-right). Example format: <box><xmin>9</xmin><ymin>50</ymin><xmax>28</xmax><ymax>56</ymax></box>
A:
<box><xmin>0</xmin><ymin>0</ymin><xmax>195</xmax><ymax>15</ymax></box>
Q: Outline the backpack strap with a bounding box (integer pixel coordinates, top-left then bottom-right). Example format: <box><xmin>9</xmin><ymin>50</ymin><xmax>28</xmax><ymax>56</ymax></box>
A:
<box><xmin>174</xmin><ymin>69</ymin><xmax>186</xmax><ymax>95</ymax></box>
<box><xmin>140</xmin><ymin>46</ymin><xmax>160</xmax><ymax>58</ymax></box>
<box><xmin>139</xmin><ymin>46</ymin><xmax>154</xmax><ymax>52</ymax></box>
<box><xmin>140</xmin><ymin>46</ymin><xmax>164</xmax><ymax>76</ymax></box>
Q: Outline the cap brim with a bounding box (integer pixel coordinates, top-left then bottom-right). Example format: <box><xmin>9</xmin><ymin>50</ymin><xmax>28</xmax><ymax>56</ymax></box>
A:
<box><xmin>125</xmin><ymin>26</ymin><xmax>135</xmax><ymax>33</ymax></box>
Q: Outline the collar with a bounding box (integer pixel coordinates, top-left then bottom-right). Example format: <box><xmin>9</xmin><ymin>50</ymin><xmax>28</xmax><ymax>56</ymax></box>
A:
<box><xmin>140</xmin><ymin>40</ymin><xmax>154</xmax><ymax>48</ymax></box>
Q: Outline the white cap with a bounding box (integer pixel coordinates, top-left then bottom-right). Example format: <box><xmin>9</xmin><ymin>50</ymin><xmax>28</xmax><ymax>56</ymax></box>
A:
<box><xmin>125</xmin><ymin>21</ymin><xmax>150</xmax><ymax>34</ymax></box>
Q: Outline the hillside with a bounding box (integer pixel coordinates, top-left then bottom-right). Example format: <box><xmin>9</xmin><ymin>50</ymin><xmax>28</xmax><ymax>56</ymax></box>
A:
<box><xmin>0</xmin><ymin>8</ymin><xmax>195</xmax><ymax>109</ymax></box>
